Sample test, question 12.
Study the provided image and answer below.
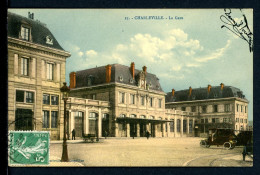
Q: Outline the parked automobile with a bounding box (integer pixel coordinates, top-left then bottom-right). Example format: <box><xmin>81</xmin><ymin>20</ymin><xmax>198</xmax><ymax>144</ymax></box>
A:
<box><xmin>200</xmin><ymin>128</ymin><xmax>237</xmax><ymax>149</ymax></box>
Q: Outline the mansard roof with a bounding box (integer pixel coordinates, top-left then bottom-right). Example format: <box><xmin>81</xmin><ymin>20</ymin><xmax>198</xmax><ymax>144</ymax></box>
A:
<box><xmin>8</xmin><ymin>12</ymin><xmax>65</xmax><ymax>51</ymax></box>
<box><xmin>165</xmin><ymin>86</ymin><xmax>248</xmax><ymax>102</ymax></box>
<box><xmin>75</xmin><ymin>64</ymin><xmax>164</xmax><ymax>92</ymax></box>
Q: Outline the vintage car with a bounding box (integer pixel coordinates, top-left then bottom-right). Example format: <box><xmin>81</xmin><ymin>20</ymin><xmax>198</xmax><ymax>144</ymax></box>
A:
<box><xmin>200</xmin><ymin>128</ymin><xmax>237</xmax><ymax>149</ymax></box>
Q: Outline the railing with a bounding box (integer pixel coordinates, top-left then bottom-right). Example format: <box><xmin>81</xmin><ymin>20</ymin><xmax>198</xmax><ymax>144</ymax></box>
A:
<box><xmin>67</xmin><ymin>97</ymin><xmax>110</xmax><ymax>107</ymax></box>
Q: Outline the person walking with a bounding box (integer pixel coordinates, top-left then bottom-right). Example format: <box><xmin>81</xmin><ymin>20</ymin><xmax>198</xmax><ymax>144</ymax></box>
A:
<box><xmin>72</xmin><ymin>129</ymin><xmax>76</xmax><ymax>140</ymax></box>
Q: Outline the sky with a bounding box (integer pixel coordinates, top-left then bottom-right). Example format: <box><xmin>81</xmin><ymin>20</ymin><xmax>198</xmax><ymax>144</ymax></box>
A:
<box><xmin>8</xmin><ymin>9</ymin><xmax>253</xmax><ymax>121</ymax></box>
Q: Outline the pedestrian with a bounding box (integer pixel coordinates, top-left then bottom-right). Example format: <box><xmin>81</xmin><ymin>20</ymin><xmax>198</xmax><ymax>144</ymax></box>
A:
<box><xmin>146</xmin><ymin>130</ymin><xmax>150</xmax><ymax>140</ymax></box>
<box><xmin>133</xmin><ymin>131</ymin><xmax>136</xmax><ymax>139</ymax></box>
<box><xmin>105</xmin><ymin>130</ymin><xmax>108</xmax><ymax>139</ymax></box>
<box><xmin>72</xmin><ymin>129</ymin><xmax>76</xmax><ymax>140</ymax></box>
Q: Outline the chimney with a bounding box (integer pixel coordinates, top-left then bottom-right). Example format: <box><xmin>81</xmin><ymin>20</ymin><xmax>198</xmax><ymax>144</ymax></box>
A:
<box><xmin>130</xmin><ymin>62</ymin><xmax>135</xmax><ymax>79</ymax></box>
<box><xmin>172</xmin><ymin>89</ymin><xmax>175</xmax><ymax>96</ymax></box>
<box><xmin>28</xmin><ymin>12</ymin><xmax>34</xmax><ymax>19</ymax></box>
<box><xmin>69</xmin><ymin>72</ymin><xmax>76</xmax><ymax>89</ymax></box>
<box><xmin>207</xmin><ymin>84</ymin><xmax>212</xmax><ymax>93</ymax></box>
<box><xmin>189</xmin><ymin>86</ymin><xmax>192</xmax><ymax>96</ymax></box>
<box><xmin>142</xmin><ymin>66</ymin><xmax>147</xmax><ymax>75</ymax></box>
<box><xmin>220</xmin><ymin>83</ymin><xmax>224</xmax><ymax>90</ymax></box>
<box><xmin>106</xmin><ymin>64</ymin><xmax>112</xmax><ymax>83</ymax></box>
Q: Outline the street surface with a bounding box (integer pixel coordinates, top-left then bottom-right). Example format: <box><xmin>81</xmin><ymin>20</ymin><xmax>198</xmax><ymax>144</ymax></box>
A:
<box><xmin>50</xmin><ymin>137</ymin><xmax>252</xmax><ymax>167</ymax></box>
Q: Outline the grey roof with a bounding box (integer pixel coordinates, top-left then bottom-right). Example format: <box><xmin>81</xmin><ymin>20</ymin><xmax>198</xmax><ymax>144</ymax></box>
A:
<box><xmin>75</xmin><ymin>64</ymin><xmax>163</xmax><ymax>92</ymax></box>
<box><xmin>165</xmin><ymin>86</ymin><xmax>248</xmax><ymax>102</ymax></box>
<box><xmin>8</xmin><ymin>12</ymin><xmax>64</xmax><ymax>50</ymax></box>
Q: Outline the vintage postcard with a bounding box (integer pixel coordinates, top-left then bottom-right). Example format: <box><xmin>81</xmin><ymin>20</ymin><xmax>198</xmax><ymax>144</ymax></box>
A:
<box><xmin>7</xmin><ymin>9</ymin><xmax>253</xmax><ymax>167</ymax></box>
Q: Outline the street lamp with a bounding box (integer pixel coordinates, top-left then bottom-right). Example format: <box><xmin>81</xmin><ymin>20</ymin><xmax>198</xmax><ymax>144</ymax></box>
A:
<box><xmin>60</xmin><ymin>82</ymin><xmax>70</xmax><ymax>162</ymax></box>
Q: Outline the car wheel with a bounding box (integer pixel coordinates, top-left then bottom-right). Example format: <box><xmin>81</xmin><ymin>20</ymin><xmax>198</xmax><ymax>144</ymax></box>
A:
<box><xmin>223</xmin><ymin>142</ymin><xmax>232</xmax><ymax>149</ymax></box>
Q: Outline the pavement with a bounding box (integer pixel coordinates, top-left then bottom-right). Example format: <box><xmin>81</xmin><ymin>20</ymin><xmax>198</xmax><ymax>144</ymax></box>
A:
<box><xmin>49</xmin><ymin>137</ymin><xmax>253</xmax><ymax>167</ymax></box>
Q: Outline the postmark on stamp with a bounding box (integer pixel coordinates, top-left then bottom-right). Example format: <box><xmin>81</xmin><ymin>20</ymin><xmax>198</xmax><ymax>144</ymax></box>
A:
<box><xmin>8</xmin><ymin>131</ymin><xmax>50</xmax><ymax>165</ymax></box>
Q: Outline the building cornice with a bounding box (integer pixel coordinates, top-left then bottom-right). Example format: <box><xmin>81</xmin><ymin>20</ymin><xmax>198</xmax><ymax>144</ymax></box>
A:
<box><xmin>165</xmin><ymin>97</ymin><xmax>249</xmax><ymax>105</ymax></box>
<box><xmin>8</xmin><ymin>37</ymin><xmax>71</xmax><ymax>58</ymax></box>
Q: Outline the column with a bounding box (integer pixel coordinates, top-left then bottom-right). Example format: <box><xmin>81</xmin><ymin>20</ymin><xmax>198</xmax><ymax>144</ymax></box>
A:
<box><xmin>181</xmin><ymin>116</ymin><xmax>183</xmax><ymax>137</ymax></box>
<box><xmin>167</xmin><ymin>122</ymin><xmax>170</xmax><ymax>137</ymax></box>
<box><xmin>174</xmin><ymin>116</ymin><xmax>177</xmax><ymax>137</ymax></box>
<box><xmin>162</xmin><ymin>123</ymin><xmax>165</xmax><ymax>137</ymax></box>
<box><xmin>85</xmin><ymin>107</ymin><xmax>89</xmax><ymax>134</ymax></box>
<box><xmin>98</xmin><ymin>108</ymin><xmax>102</xmax><ymax>137</ymax></box>
<box><xmin>115</xmin><ymin>122</ymin><xmax>119</xmax><ymax>137</ymax></box>
<box><xmin>137</xmin><ymin>123</ymin><xmax>140</xmax><ymax>137</ymax></box>
<box><xmin>187</xmin><ymin>117</ymin><xmax>190</xmax><ymax>136</ymax></box>
<box><xmin>126</xmin><ymin>123</ymin><xmax>130</xmax><ymax>137</ymax></box>
<box><xmin>154</xmin><ymin>124</ymin><xmax>157</xmax><ymax>137</ymax></box>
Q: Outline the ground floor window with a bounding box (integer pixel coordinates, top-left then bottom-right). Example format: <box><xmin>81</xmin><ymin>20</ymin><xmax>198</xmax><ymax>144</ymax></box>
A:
<box><xmin>170</xmin><ymin>120</ymin><xmax>174</xmax><ymax>132</ymax></box>
<box><xmin>15</xmin><ymin>109</ymin><xmax>33</xmax><ymax>130</ymax></box>
<box><xmin>42</xmin><ymin>111</ymin><xmax>50</xmax><ymax>128</ymax></box>
<box><xmin>177</xmin><ymin>119</ymin><xmax>181</xmax><ymax>132</ymax></box>
<box><xmin>183</xmin><ymin>120</ymin><xmax>187</xmax><ymax>132</ymax></box>
<box><xmin>189</xmin><ymin>120</ymin><xmax>193</xmax><ymax>133</ymax></box>
<box><xmin>51</xmin><ymin>111</ymin><xmax>58</xmax><ymax>128</ymax></box>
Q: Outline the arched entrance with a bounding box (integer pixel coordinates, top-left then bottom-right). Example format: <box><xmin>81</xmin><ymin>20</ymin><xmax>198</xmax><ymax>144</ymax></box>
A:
<box><xmin>74</xmin><ymin>111</ymin><xmax>84</xmax><ymax>137</ymax></box>
<box><xmin>89</xmin><ymin>112</ymin><xmax>98</xmax><ymax>135</ymax></box>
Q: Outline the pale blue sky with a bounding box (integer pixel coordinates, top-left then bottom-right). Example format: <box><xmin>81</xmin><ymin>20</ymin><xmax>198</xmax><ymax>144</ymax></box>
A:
<box><xmin>9</xmin><ymin>9</ymin><xmax>253</xmax><ymax>120</ymax></box>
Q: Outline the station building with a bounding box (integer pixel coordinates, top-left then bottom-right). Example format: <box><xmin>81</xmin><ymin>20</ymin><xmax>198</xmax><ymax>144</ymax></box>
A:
<box><xmin>165</xmin><ymin>85</ymin><xmax>249</xmax><ymax>137</ymax></box>
<box><xmin>7</xmin><ymin>12</ymin><xmax>71</xmax><ymax>140</ymax></box>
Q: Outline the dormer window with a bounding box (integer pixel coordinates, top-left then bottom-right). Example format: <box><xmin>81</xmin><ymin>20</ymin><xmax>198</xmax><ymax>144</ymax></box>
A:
<box><xmin>46</xmin><ymin>35</ymin><xmax>53</xmax><ymax>45</ymax></box>
<box><xmin>21</xmin><ymin>26</ymin><xmax>30</xmax><ymax>41</ymax></box>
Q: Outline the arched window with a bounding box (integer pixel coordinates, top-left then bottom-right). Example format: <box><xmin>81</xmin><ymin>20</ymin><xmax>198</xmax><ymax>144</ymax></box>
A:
<box><xmin>102</xmin><ymin>113</ymin><xmax>109</xmax><ymax>120</ymax></box>
<box><xmin>130</xmin><ymin>114</ymin><xmax>136</xmax><ymax>118</ymax></box>
<box><xmin>89</xmin><ymin>112</ymin><xmax>97</xmax><ymax>118</ymax></box>
<box><xmin>158</xmin><ymin>117</ymin><xmax>162</xmax><ymax>120</ymax></box>
<box><xmin>140</xmin><ymin>115</ymin><xmax>145</xmax><ymax>119</ymax></box>
<box><xmin>149</xmin><ymin>116</ymin><xmax>154</xmax><ymax>119</ymax></box>
<box><xmin>119</xmin><ymin>114</ymin><xmax>126</xmax><ymax>118</ymax></box>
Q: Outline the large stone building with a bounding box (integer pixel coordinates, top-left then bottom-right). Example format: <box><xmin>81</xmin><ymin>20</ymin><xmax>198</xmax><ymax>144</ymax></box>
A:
<box><xmin>68</xmin><ymin>63</ymin><xmax>197</xmax><ymax>138</ymax></box>
<box><xmin>8</xmin><ymin>12</ymin><xmax>71</xmax><ymax>140</ymax></box>
<box><xmin>165</xmin><ymin>84</ymin><xmax>249</xmax><ymax>137</ymax></box>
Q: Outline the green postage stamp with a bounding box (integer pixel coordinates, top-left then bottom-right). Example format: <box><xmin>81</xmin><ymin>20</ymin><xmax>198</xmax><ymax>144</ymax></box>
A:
<box><xmin>8</xmin><ymin>131</ymin><xmax>50</xmax><ymax>165</ymax></box>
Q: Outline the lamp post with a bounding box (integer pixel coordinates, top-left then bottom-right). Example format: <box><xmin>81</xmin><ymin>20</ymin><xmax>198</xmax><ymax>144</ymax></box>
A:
<box><xmin>60</xmin><ymin>82</ymin><xmax>70</xmax><ymax>162</ymax></box>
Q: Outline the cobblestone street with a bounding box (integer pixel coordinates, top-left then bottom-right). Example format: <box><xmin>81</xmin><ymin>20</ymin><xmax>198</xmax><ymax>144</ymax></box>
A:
<box><xmin>50</xmin><ymin>137</ymin><xmax>253</xmax><ymax>167</ymax></box>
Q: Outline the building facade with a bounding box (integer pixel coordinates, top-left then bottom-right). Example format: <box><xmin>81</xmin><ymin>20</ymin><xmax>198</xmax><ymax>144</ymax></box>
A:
<box><xmin>165</xmin><ymin>85</ymin><xmax>249</xmax><ymax>137</ymax></box>
<box><xmin>68</xmin><ymin>63</ymin><xmax>196</xmax><ymax>138</ymax></box>
<box><xmin>8</xmin><ymin>12</ymin><xmax>70</xmax><ymax>140</ymax></box>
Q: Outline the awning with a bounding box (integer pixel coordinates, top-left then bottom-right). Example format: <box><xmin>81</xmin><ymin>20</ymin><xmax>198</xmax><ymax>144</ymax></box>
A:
<box><xmin>116</xmin><ymin>117</ymin><xmax>172</xmax><ymax>123</ymax></box>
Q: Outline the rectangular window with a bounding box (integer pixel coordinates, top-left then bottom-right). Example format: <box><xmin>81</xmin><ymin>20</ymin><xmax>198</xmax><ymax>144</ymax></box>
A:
<box><xmin>244</xmin><ymin>119</ymin><xmax>247</xmax><ymax>123</ymax></box>
<box><xmin>51</xmin><ymin>111</ymin><xmax>58</xmax><ymax>128</ymax></box>
<box><xmin>177</xmin><ymin>119</ymin><xmax>181</xmax><ymax>132</ymax></box>
<box><xmin>43</xmin><ymin>94</ymin><xmax>50</xmax><ymax>105</ymax></box>
<box><xmin>212</xmin><ymin>118</ymin><xmax>216</xmax><ymax>123</ymax></box>
<box><xmin>150</xmin><ymin>98</ymin><xmax>153</xmax><ymax>107</ymax></box>
<box><xmin>213</xmin><ymin>105</ymin><xmax>218</xmax><ymax>112</ymax></box>
<box><xmin>51</xmin><ymin>95</ymin><xmax>59</xmax><ymax>105</ymax></box>
<box><xmin>202</xmin><ymin>106</ymin><xmax>207</xmax><ymax>113</ymax></box>
<box><xmin>215</xmin><ymin>118</ymin><xmax>220</xmax><ymax>123</ymax></box>
<box><xmin>224</xmin><ymin>104</ymin><xmax>230</xmax><ymax>112</ymax></box>
<box><xmin>141</xmin><ymin>96</ymin><xmax>145</xmax><ymax>106</ymax></box>
<box><xmin>189</xmin><ymin>120</ymin><xmax>193</xmax><ymax>133</ymax></box>
<box><xmin>241</xmin><ymin>105</ymin><xmax>243</xmax><ymax>112</ymax></box>
<box><xmin>119</xmin><ymin>92</ymin><xmax>125</xmax><ymax>103</ymax></box>
<box><xmin>158</xmin><ymin>99</ymin><xmax>162</xmax><ymax>108</ymax></box>
<box><xmin>16</xmin><ymin>90</ymin><xmax>24</xmax><ymax>102</ymax></box>
<box><xmin>130</xmin><ymin>94</ymin><xmax>135</xmax><ymax>104</ymax></box>
<box><xmin>191</xmin><ymin>106</ymin><xmax>196</xmax><ymax>112</ymax></box>
<box><xmin>21</xmin><ymin>26</ymin><xmax>29</xmax><ymax>40</ymax></box>
<box><xmin>21</xmin><ymin>58</ymin><xmax>29</xmax><ymax>76</ymax></box>
<box><xmin>245</xmin><ymin>106</ymin><xmax>247</xmax><ymax>113</ymax></box>
<box><xmin>205</xmin><ymin>118</ymin><xmax>208</xmax><ymax>123</ymax></box>
<box><xmin>201</xmin><ymin>119</ymin><xmax>204</xmax><ymax>123</ymax></box>
<box><xmin>237</xmin><ymin>104</ymin><xmax>239</xmax><ymax>112</ymax></box>
<box><xmin>46</xmin><ymin>63</ymin><xmax>54</xmax><ymax>80</ymax></box>
<box><xmin>181</xmin><ymin>107</ymin><xmax>186</xmax><ymax>111</ymax></box>
<box><xmin>170</xmin><ymin>120</ymin><xmax>174</xmax><ymax>132</ymax></box>
<box><xmin>223</xmin><ymin>118</ymin><xmax>229</xmax><ymax>123</ymax></box>
<box><xmin>26</xmin><ymin>91</ymin><xmax>34</xmax><ymax>103</ymax></box>
<box><xmin>240</xmin><ymin>119</ymin><xmax>243</xmax><ymax>123</ymax></box>
<box><xmin>43</xmin><ymin>111</ymin><xmax>50</xmax><ymax>128</ymax></box>
<box><xmin>183</xmin><ymin>120</ymin><xmax>187</xmax><ymax>132</ymax></box>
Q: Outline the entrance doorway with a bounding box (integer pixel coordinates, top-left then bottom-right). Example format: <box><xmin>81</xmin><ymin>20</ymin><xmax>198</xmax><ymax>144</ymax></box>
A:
<box><xmin>15</xmin><ymin>109</ymin><xmax>33</xmax><ymax>130</ymax></box>
<box><xmin>74</xmin><ymin>111</ymin><xmax>84</xmax><ymax>137</ymax></box>
<box><xmin>130</xmin><ymin>123</ymin><xmax>137</xmax><ymax>137</ymax></box>
<box><xmin>89</xmin><ymin>112</ymin><xmax>98</xmax><ymax>135</ymax></box>
<box><xmin>140</xmin><ymin>123</ymin><xmax>146</xmax><ymax>137</ymax></box>
<box><xmin>150</xmin><ymin>123</ymin><xmax>155</xmax><ymax>137</ymax></box>
<box><xmin>102</xmin><ymin>114</ymin><xmax>109</xmax><ymax>137</ymax></box>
